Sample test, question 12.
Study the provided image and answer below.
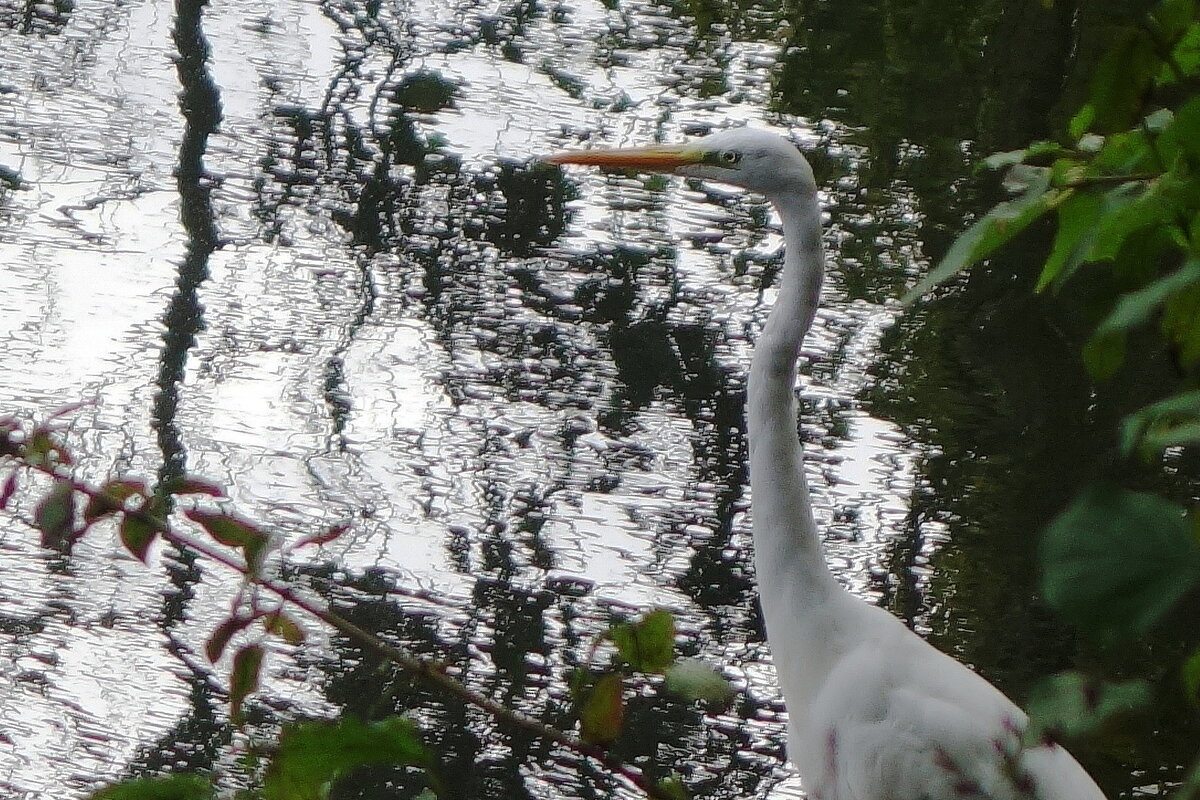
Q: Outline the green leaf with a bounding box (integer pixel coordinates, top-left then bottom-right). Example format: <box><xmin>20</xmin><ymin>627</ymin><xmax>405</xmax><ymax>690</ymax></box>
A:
<box><xmin>1026</xmin><ymin>140</ymin><xmax>1072</xmax><ymax>164</ymax></box>
<box><xmin>1158</xmin><ymin>97</ymin><xmax>1200</xmax><ymax>166</ymax></box>
<box><xmin>1092</xmin><ymin>128</ymin><xmax>1156</xmax><ymax>174</ymax></box>
<box><xmin>185</xmin><ymin>509</ymin><xmax>269</xmax><ymax>572</ymax></box>
<box><xmin>265</xmin><ymin>611</ymin><xmax>307</xmax><ymax>646</ymax></box>
<box><xmin>36</xmin><ymin>479</ymin><xmax>76</xmax><ymax>552</ymax></box>
<box><xmin>1162</xmin><ymin>280</ymin><xmax>1200</xmax><ymax>367</ymax></box>
<box><xmin>120</xmin><ymin>514</ymin><xmax>157</xmax><ymax>563</ymax></box>
<box><xmin>184</xmin><ymin>509</ymin><xmax>262</xmax><ymax>547</ymax></box>
<box><xmin>1036</xmin><ymin>191</ymin><xmax>1102</xmax><ymax>292</ymax></box>
<box><xmin>85</xmin><ymin>479</ymin><xmax>148</xmax><ymax>523</ymax></box>
<box><xmin>1087</xmin><ymin>29</ymin><xmax>1158</xmax><ymax>133</ymax></box>
<box><xmin>655</xmin><ymin>776</ymin><xmax>690</xmax><ymax>800</ymax></box>
<box><xmin>230</xmin><ymin>644</ymin><xmax>264</xmax><ymax>723</ymax></box>
<box><xmin>1121</xmin><ymin>389</ymin><xmax>1200</xmax><ymax>457</ymax></box>
<box><xmin>1081</xmin><ymin>327</ymin><xmax>1126</xmax><ymax>382</ymax></box>
<box><xmin>1088</xmin><ymin>181</ymin><xmax>1171</xmax><ymax>265</ymax></box>
<box><xmin>1023</xmin><ymin>672</ymin><xmax>1151</xmax><ymax>745</ymax></box>
<box><xmin>264</xmin><ymin>717</ymin><xmax>430</xmax><ymax>800</ymax></box>
<box><xmin>578</xmin><ymin>672</ymin><xmax>625</xmax><ymax>745</ymax></box>
<box><xmin>1154</xmin><ymin>0</ymin><xmax>1198</xmax><ymax>43</ymax></box>
<box><xmin>88</xmin><ymin>774</ymin><xmax>215</xmax><ymax>800</ymax></box>
<box><xmin>903</xmin><ymin>172</ymin><xmax>1058</xmax><ymax>303</ymax></box>
<box><xmin>1145</xmin><ymin>422</ymin><xmax>1200</xmax><ymax>452</ymax></box>
<box><xmin>611</xmin><ymin>609</ymin><xmax>676</xmax><ymax>673</ymax></box>
<box><xmin>1095</xmin><ymin>259</ymin><xmax>1200</xmax><ymax>334</ymax></box>
<box><xmin>664</xmin><ymin>658</ymin><xmax>735</xmax><ymax>709</ymax></box>
<box><xmin>1169</xmin><ymin>20</ymin><xmax>1200</xmax><ymax>77</ymax></box>
<box><xmin>1041</xmin><ymin>485</ymin><xmax>1200</xmax><ymax>642</ymax></box>
<box><xmin>1069</xmin><ymin>103</ymin><xmax>1096</xmax><ymax>140</ymax></box>
<box><xmin>1184</xmin><ymin>647</ymin><xmax>1200</xmax><ymax>706</ymax></box>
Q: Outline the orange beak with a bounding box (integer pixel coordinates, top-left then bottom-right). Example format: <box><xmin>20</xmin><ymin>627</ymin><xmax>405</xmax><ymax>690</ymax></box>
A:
<box><xmin>542</xmin><ymin>143</ymin><xmax>703</xmax><ymax>171</ymax></box>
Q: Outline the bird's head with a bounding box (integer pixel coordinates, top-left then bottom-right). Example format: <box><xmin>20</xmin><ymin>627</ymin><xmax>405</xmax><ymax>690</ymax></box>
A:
<box><xmin>543</xmin><ymin>127</ymin><xmax>816</xmax><ymax>200</ymax></box>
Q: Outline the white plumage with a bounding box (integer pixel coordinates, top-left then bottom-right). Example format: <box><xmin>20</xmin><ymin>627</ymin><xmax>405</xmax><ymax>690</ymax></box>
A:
<box><xmin>546</xmin><ymin>127</ymin><xmax>1106</xmax><ymax>800</ymax></box>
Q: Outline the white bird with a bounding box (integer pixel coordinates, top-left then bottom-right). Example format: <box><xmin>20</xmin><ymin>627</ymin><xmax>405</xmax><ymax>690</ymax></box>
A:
<box><xmin>545</xmin><ymin>127</ymin><xmax>1106</xmax><ymax>800</ymax></box>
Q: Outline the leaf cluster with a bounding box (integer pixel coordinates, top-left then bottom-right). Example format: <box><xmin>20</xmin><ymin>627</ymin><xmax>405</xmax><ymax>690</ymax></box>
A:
<box><xmin>906</xmin><ymin>0</ymin><xmax>1200</xmax><ymax>759</ymax></box>
<box><xmin>1</xmin><ymin>413</ymin><xmax>727</xmax><ymax>800</ymax></box>
<box><xmin>83</xmin><ymin>716</ymin><xmax>435</xmax><ymax>800</ymax></box>
<box><xmin>571</xmin><ymin>609</ymin><xmax>733</xmax><ymax>794</ymax></box>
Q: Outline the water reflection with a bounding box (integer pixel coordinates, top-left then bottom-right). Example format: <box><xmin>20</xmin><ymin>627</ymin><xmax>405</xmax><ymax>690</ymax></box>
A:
<box><xmin>0</xmin><ymin>0</ymin><xmax>74</xmax><ymax>35</ymax></box>
<box><xmin>4</xmin><ymin>0</ymin><xmax>1189</xmax><ymax>797</ymax></box>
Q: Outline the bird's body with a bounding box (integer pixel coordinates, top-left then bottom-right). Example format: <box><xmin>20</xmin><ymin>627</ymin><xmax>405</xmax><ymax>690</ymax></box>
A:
<box><xmin>545</xmin><ymin>127</ymin><xmax>1105</xmax><ymax>800</ymax></box>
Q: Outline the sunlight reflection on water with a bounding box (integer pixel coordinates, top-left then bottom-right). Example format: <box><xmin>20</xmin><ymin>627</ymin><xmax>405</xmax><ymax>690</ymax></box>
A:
<box><xmin>0</xmin><ymin>0</ymin><xmax>922</xmax><ymax>796</ymax></box>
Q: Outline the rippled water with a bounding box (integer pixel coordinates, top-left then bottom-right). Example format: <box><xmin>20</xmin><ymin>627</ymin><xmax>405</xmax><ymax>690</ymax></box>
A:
<box><xmin>4</xmin><ymin>0</ymin><xmax>1168</xmax><ymax>798</ymax></box>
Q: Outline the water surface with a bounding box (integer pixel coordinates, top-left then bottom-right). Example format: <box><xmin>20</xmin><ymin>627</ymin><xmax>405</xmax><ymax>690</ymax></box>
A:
<box><xmin>0</xmin><ymin>0</ymin><xmax>1188</xmax><ymax>797</ymax></box>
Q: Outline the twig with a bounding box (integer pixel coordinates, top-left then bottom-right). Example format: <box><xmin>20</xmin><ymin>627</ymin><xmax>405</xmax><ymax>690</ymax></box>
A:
<box><xmin>12</xmin><ymin>458</ymin><xmax>671</xmax><ymax>799</ymax></box>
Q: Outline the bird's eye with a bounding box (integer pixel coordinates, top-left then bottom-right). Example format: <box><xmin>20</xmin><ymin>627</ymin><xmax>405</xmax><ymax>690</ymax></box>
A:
<box><xmin>719</xmin><ymin>150</ymin><xmax>741</xmax><ymax>165</ymax></box>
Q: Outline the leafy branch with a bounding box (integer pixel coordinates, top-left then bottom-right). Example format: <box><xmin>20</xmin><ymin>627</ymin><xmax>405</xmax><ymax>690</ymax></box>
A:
<box><xmin>903</xmin><ymin>0</ymin><xmax>1200</xmax><ymax>768</ymax></box>
<box><xmin>0</xmin><ymin>413</ymin><xmax>728</xmax><ymax>800</ymax></box>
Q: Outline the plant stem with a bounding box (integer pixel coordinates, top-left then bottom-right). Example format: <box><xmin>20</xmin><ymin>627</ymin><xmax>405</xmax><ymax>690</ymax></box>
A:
<box><xmin>17</xmin><ymin>458</ymin><xmax>671</xmax><ymax>799</ymax></box>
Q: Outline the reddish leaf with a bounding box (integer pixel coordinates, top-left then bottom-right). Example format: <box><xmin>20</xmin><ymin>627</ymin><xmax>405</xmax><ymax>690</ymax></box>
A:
<box><xmin>0</xmin><ymin>472</ymin><xmax>18</xmax><ymax>510</ymax></box>
<box><xmin>206</xmin><ymin>614</ymin><xmax>257</xmax><ymax>663</ymax></box>
<box><xmin>230</xmin><ymin>644</ymin><xmax>264</xmax><ymax>723</ymax></box>
<box><xmin>294</xmin><ymin>522</ymin><xmax>350</xmax><ymax>549</ymax></box>
<box><xmin>162</xmin><ymin>476</ymin><xmax>226</xmax><ymax>497</ymax></box>
<box><xmin>119</xmin><ymin>514</ymin><xmax>157</xmax><ymax>563</ymax></box>
<box><xmin>84</xmin><ymin>479</ymin><xmax>148</xmax><ymax>523</ymax></box>
<box><xmin>185</xmin><ymin>509</ymin><xmax>269</xmax><ymax>571</ymax></box>
<box><xmin>35</xmin><ymin>479</ymin><xmax>76</xmax><ymax>552</ymax></box>
<box><xmin>264</xmin><ymin>612</ymin><xmax>306</xmax><ymax>646</ymax></box>
<box><xmin>579</xmin><ymin>672</ymin><xmax>625</xmax><ymax>746</ymax></box>
<box><xmin>185</xmin><ymin>509</ymin><xmax>257</xmax><ymax>546</ymax></box>
<box><xmin>44</xmin><ymin>401</ymin><xmax>92</xmax><ymax>422</ymax></box>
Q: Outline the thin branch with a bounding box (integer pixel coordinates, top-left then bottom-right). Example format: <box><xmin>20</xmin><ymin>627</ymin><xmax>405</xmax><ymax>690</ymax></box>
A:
<box><xmin>9</xmin><ymin>456</ymin><xmax>672</xmax><ymax>800</ymax></box>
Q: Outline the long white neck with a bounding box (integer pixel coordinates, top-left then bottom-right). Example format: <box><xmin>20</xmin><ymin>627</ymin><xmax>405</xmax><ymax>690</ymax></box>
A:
<box><xmin>747</xmin><ymin>186</ymin><xmax>838</xmax><ymax>601</ymax></box>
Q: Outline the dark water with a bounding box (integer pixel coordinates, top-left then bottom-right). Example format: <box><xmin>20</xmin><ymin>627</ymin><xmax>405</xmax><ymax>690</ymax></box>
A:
<box><xmin>0</xmin><ymin>0</ymin><xmax>1193</xmax><ymax>798</ymax></box>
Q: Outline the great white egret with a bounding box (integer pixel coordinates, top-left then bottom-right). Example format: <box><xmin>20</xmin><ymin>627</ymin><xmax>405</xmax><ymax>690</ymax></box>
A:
<box><xmin>545</xmin><ymin>128</ymin><xmax>1106</xmax><ymax>800</ymax></box>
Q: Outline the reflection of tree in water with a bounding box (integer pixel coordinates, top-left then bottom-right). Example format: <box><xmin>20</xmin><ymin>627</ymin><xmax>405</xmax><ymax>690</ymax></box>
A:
<box><xmin>130</xmin><ymin>0</ymin><xmax>236</xmax><ymax>782</ymax></box>
<box><xmin>0</xmin><ymin>0</ymin><xmax>74</xmax><ymax>34</ymax></box>
<box><xmin>868</xmin><ymin>246</ymin><xmax>1200</xmax><ymax>794</ymax></box>
<box><xmin>301</xmin><ymin>566</ymin><xmax>547</xmax><ymax>799</ymax></box>
<box><xmin>287</xmin><ymin>564</ymin><xmax>767</xmax><ymax>798</ymax></box>
<box><xmin>233</xmin><ymin>3</ymin><xmax>783</xmax><ymax>797</ymax></box>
